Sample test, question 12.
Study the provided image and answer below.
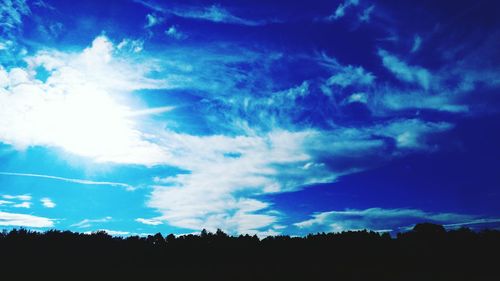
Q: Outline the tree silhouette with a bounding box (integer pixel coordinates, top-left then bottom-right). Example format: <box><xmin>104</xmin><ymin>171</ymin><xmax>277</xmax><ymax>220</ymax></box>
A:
<box><xmin>0</xmin><ymin>223</ymin><xmax>498</xmax><ymax>280</ymax></box>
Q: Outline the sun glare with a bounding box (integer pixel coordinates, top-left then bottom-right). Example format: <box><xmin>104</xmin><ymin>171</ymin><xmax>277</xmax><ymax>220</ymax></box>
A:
<box><xmin>35</xmin><ymin>87</ymin><xmax>138</xmax><ymax>160</ymax></box>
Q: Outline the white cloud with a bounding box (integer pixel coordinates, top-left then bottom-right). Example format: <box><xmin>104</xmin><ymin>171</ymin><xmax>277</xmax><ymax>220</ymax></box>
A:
<box><xmin>0</xmin><ymin>210</ymin><xmax>54</xmax><ymax>227</ymax></box>
<box><xmin>71</xmin><ymin>216</ymin><xmax>112</xmax><ymax>228</ymax></box>
<box><xmin>0</xmin><ymin>172</ymin><xmax>135</xmax><ymax>190</ymax></box>
<box><xmin>13</xmin><ymin>201</ymin><xmax>30</xmax><ymax>208</ymax></box>
<box><xmin>3</xmin><ymin>194</ymin><xmax>31</xmax><ymax>201</ymax></box>
<box><xmin>147</xmin><ymin>130</ymin><xmax>313</xmax><ymax>234</ymax></box>
<box><xmin>294</xmin><ymin>208</ymin><xmax>476</xmax><ymax>233</ymax></box>
<box><xmin>0</xmin><ymin>199</ymin><xmax>13</xmax><ymax>205</ymax></box>
<box><xmin>40</xmin><ymin>197</ymin><xmax>55</xmax><ymax>208</ymax></box>
<box><xmin>145</xmin><ymin>117</ymin><xmax>450</xmax><ymax>234</ymax></box>
<box><xmin>378</xmin><ymin>49</ymin><xmax>431</xmax><ymax>90</ymax></box>
<box><xmin>135</xmin><ymin>217</ymin><xmax>162</xmax><ymax>226</ymax></box>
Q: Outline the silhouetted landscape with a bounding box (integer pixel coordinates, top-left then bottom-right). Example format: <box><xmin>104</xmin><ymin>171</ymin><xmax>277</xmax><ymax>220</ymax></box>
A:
<box><xmin>1</xmin><ymin>223</ymin><xmax>499</xmax><ymax>280</ymax></box>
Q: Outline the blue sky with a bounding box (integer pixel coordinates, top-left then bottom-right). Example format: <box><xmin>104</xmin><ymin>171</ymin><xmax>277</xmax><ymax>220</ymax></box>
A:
<box><xmin>0</xmin><ymin>0</ymin><xmax>499</xmax><ymax>236</ymax></box>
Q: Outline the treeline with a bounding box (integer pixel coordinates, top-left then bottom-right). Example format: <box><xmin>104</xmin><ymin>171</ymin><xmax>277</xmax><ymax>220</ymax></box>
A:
<box><xmin>0</xmin><ymin>223</ymin><xmax>499</xmax><ymax>280</ymax></box>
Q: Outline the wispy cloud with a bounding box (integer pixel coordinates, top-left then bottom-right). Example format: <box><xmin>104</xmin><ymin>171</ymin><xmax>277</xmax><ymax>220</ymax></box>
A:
<box><xmin>294</xmin><ymin>208</ymin><xmax>480</xmax><ymax>233</ymax></box>
<box><xmin>410</xmin><ymin>34</ymin><xmax>422</xmax><ymax>53</ymax></box>
<box><xmin>127</xmin><ymin>106</ymin><xmax>176</xmax><ymax>117</ymax></box>
<box><xmin>320</xmin><ymin>54</ymin><xmax>375</xmax><ymax>88</ymax></box>
<box><xmin>0</xmin><ymin>172</ymin><xmax>135</xmax><ymax>190</ymax></box>
<box><xmin>146</xmin><ymin>117</ymin><xmax>451</xmax><ymax>234</ymax></box>
<box><xmin>1</xmin><ymin>28</ymin><xmax>482</xmax><ymax>236</ymax></box>
<box><xmin>358</xmin><ymin>5</ymin><xmax>375</xmax><ymax>23</ymax></box>
<box><xmin>0</xmin><ymin>0</ymin><xmax>30</xmax><ymax>33</ymax></box>
<box><xmin>136</xmin><ymin>1</ymin><xmax>266</xmax><ymax>26</ymax></box>
<box><xmin>3</xmin><ymin>194</ymin><xmax>31</xmax><ymax>201</ymax></box>
<box><xmin>171</xmin><ymin>4</ymin><xmax>264</xmax><ymax>26</ymax></box>
<box><xmin>378</xmin><ymin>49</ymin><xmax>431</xmax><ymax>90</ymax></box>
<box><xmin>71</xmin><ymin>216</ymin><xmax>112</xmax><ymax>228</ymax></box>
<box><xmin>84</xmin><ymin>229</ymin><xmax>152</xmax><ymax>237</ymax></box>
<box><xmin>377</xmin><ymin>88</ymin><xmax>468</xmax><ymax>113</ymax></box>
<box><xmin>165</xmin><ymin>25</ymin><xmax>187</xmax><ymax>40</ymax></box>
<box><xmin>13</xmin><ymin>201</ymin><xmax>31</xmax><ymax>208</ymax></box>
<box><xmin>0</xmin><ymin>211</ymin><xmax>54</xmax><ymax>227</ymax></box>
<box><xmin>92</xmin><ymin>229</ymin><xmax>130</xmax><ymax>236</ymax></box>
<box><xmin>144</xmin><ymin>13</ymin><xmax>163</xmax><ymax>28</ymax></box>
<box><xmin>443</xmin><ymin>218</ymin><xmax>500</xmax><ymax>229</ymax></box>
<box><xmin>117</xmin><ymin>38</ymin><xmax>144</xmax><ymax>53</ymax></box>
<box><xmin>326</xmin><ymin>0</ymin><xmax>360</xmax><ymax>21</ymax></box>
<box><xmin>0</xmin><ymin>200</ymin><xmax>14</xmax><ymax>205</ymax></box>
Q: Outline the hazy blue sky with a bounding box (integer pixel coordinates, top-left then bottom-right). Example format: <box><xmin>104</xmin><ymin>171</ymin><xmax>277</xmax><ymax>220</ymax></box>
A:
<box><xmin>0</xmin><ymin>0</ymin><xmax>499</xmax><ymax>236</ymax></box>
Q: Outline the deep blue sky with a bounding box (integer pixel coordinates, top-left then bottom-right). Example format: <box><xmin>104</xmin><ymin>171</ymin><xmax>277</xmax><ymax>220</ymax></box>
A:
<box><xmin>0</xmin><ymin>0</ymin><xmax>499</xmax><ymax>236</ymax></box>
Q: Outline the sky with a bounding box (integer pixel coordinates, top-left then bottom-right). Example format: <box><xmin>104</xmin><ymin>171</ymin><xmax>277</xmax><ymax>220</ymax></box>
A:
<box><xmin>0</xmin><ymin>0</ymin><xmax>499</xmax><ymax>237</ymax></box>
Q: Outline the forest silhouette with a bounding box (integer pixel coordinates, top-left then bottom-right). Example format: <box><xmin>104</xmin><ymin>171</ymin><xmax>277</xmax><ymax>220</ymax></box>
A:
<box><xmin>1</xmin><ymin>223</ymin><xmax>498</xmax><ymax>280</ymax></box>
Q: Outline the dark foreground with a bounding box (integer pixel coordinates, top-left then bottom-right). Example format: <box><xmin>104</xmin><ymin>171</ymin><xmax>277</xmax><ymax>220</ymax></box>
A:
<box><xmin>1</xmin><ymin>223</ymin><xmax>499</xmax><ymax>280</ymax></box>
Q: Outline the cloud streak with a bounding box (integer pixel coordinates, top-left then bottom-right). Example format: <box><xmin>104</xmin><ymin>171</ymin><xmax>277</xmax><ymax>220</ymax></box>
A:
<box><xmin>136</xmin><ymin>1</ymin><xmax>266</xmax><ymax>26</ymax></box>
<box><xmin>0</xmin><ymin>172</ymin><xmax>135</xmax><ymax>190</ymax></box>
<box><xmin>294</xmin><ymin>208</ymin><xmax>484</xmax><ymax>233</ymax></box>
<box><xmin>378</xmin><ymin>49</ymin><xmax>431</xmax><ymax>90</ymax></box>
<box><xmin>71</xmin><ymin>216</ymin><xmax>112</xmax><ymax>228</ymax></box>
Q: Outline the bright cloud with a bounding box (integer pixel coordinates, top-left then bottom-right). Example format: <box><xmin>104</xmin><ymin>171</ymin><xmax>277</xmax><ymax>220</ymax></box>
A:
<box><xmin>0</xmin><ymin>36</ymin><xmax>174</xmax><ymax>165</ymax></box>
<box><xmin>135</xmin><ymin>217</ymin><xmax>163</xmax><ymax>226</ymax></box>
<box><xmin>0</xmin><ymin>210</ymin><xmax>54</xmax><ymax>227</ymax></box>
<box><xmin>40</xmin><ymin>197</ymin><xmax>56</xmax><ymax>208</ymax></box>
